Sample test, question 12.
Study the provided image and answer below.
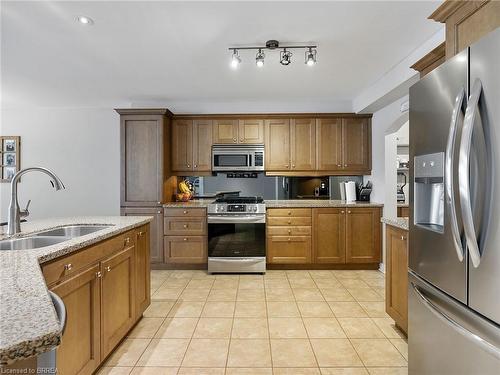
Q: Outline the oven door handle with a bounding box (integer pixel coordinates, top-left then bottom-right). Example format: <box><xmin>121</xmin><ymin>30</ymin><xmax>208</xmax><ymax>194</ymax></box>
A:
<box><xmin>209</xmin><ymin>257</ymin><xmax>264</xmax><ymax>263</ymax></box>
<box><xmin>208</xmin><ymin>216</ymin><xmax>266</xmax><ymax>224</ymax></box>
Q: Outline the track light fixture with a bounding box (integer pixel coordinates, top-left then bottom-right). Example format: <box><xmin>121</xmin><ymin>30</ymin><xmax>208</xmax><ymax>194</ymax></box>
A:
<box><xmin>228</xmin><ymin>40</ymin><xmax>317</xmax><ymax>68</ymax></box>
<box><xmin>305</xmin><ymin>47</ymin><xmax>317</xmax><ymax>66</ymax></box>
<box><xmin>256</xmin><ymin>49</ymin><xmax>265</xmax><ymax>67</ymax></box>
<box><xmin>280</xmin><ymin>49</ymin><xmax>292</xmax><ymax>66</ymax></box>
<box><xmin>230</xmin><ymin>49</ymin><xmax>241</xmax><ymax>69</ymax></box>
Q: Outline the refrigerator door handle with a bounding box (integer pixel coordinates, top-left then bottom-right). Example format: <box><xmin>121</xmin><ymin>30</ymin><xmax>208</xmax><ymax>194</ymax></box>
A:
<box><xmin>411</xmin><ymin>282</ymin><xmax>500</xmax><ymax>360</ymax></box>
<box><xmin>458</xmin><ymin>78</ymin><xmax>483</xmax><ymax>268</ymax></box>
<box><xmin>445</xmin><ymin>86</ymin><xmax>465</xmax><ymax>262</ymax></box>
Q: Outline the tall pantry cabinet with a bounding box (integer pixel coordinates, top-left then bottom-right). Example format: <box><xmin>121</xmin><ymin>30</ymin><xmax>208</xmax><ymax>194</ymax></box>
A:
<box><xmin>116</xmin><ymin>108</ymin><xmax>176</xmax><ymax>266</ymax></box>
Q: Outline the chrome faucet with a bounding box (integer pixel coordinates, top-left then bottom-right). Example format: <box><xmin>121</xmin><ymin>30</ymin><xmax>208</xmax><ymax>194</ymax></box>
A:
<box><xmin>7</xmin><ymin>167</ymin><xmax>65</xmax><ymax>235</ymax></box>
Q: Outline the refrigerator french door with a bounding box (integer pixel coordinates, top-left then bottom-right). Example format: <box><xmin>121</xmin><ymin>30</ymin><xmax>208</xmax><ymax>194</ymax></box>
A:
<box><xmin>409</xmin><ymin>27</ymin><xmax>500</xmax><ymax>374</ymax></box>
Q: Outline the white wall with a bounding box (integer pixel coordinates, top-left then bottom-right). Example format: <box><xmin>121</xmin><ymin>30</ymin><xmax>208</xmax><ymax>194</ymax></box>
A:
<box><xmin>0</xmin><ymin>108</ymin><xmax>120</xmax><ymax>221</ymax></box>
<box><xmin>364</xmin><ymin>95</ymin><xmax>409</xmax><ymax>205</ymax></box>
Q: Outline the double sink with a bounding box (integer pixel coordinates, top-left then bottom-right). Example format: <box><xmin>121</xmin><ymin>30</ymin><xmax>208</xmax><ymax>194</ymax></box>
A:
<box><xmin>0</xmin><ymin>224</ymin><xmax>113</xmax><ymax>251</ymax></box>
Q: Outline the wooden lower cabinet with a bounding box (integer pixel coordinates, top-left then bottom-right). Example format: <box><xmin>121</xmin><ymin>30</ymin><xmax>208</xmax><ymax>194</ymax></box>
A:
<box><xmin>397</xmin><ymin>206</ymin><xmax>409</xmax><ymax>218</ymax></box>
<box><xmin>101</xmin><ymin>245</ymin><xmax>136</xmax><ymax>358</ymax></box>
<box><xmin>385</xmin><ymin>225</ymin><xmax>408</xmax><ymax>335</ymax></box>
<box><xmin>267</xmin><ymin>236</ymin><xmax>312</xmax><ymax>264</ymax></box>
<box><xmin>313</xmin><ymin>208</ymin><xmax>346</xmax><ymax>263</ymax></box>
<box><xmin>164</xmin><ymin>236</ymin><xmax>207</xmax><ymax>263</ymax></box>
<box><xmin>52</xmin><ymin>263</ymin><xmax>101</xmax><ymax>375</ymax></box>
<box><xmin>345</xmin><ymin>208</ymin><xmax>381</xmax><ymax>263</ymax></box>
<box><xmin>42</xmin><ymin>226</ymin><xmax>150</xmax><ymax>375</ymax></box>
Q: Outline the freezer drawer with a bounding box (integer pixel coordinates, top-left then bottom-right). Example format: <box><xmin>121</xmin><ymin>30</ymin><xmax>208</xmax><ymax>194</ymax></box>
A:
<box><xmin>408</xmin><ymin>272</ymin><xmax>500</xmax><ymax>375</ymax></box>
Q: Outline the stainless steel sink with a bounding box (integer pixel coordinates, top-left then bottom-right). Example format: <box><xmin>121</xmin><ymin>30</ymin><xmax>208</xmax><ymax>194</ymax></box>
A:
<box><xmin>33</xmin><ymin>224</ymin><xmax>113</xmax><ymax>238</ymax></box>
<box><xmin>0</xmin><ymin>236</ymin><xmax>70</xmax><ymax>250</ymax></box>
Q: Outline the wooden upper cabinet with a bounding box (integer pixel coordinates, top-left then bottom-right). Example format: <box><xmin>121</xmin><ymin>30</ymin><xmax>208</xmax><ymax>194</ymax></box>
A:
<box><xmin>429</xmin><ymin>0</ymin><xmax>500</xmax><ymax>59</ymax></box>
<box><xmin>171</xmin><ymin>119</ymin><xmax>193</xmax><ymax>172</ymax></box>
<box><xmin>313</xmin><ymin>208</ymin><xmax>346</xmax><ymax>263</ymax></box>
<box><xmin>238</xmin><ymin>119</ymin><xmax>264</xmax><ymax>144</ymax></box>
<box><xmin>386</xmin><ymin>225</ymin><xmax>409</xmax><ymax>334</ymax></box>
<box><xmin>101</xmin><ymin>245</ymin><xmax>136</xmax><ymax>358</ymax></box>
<box><xmin>213</xmin><ymin>119</ymin><xmax>238</xmax><ymax>144</ymax></box>
<box><xmin>193</xmin><ymin>119</ymin><xmax>213</xmax><ymax>172</ymax></box>
<box><xmin>342</xmin><ymin>117</ymin><xmax>371</xmax><ymax>172</ymax></box>
<box><xmin>119</xmin><ymin>110</ymin><xmax>168</xmax><ymax>206</ymax></box>
<box><xmin>265</xmin><ymin>119</ymin><xmax>291</xmax><ymax>171</ymax></box>
<box><xmin>345</xmin><ymin>208</ymin><xmax>381</xmax><ymax>263</ymax></box>
<box><xmin>291</xmin><ymin>118</ymin><xmax>316</xmax><ymax>171</ymax></box>
<box><xmin>53</xmin><ymin>263</ymin><xmax>101</xmax><ymax>375</ymax></box>
<box><xmin>316</xmin><ymin>118</ymin><xmax>343</xmax><ymax>171</ymax></box>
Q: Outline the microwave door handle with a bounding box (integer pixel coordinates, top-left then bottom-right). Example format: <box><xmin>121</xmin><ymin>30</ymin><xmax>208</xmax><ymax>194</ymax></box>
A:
<box><xmin>458</xmin><ymin>78</ymin><xmax>483</xmax><ymax>268</ymax></box>
<box><xmin>445</xmin><ymin>86</ymin><xmax>465</xmax><ymax>262</ymax></box>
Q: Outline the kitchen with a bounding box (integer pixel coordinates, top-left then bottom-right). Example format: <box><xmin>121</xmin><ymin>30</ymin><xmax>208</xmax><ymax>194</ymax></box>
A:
<box><xmin>1</xmin><ymin>1</ymin><xmax>500</xmax><ymax>375</ymax></box>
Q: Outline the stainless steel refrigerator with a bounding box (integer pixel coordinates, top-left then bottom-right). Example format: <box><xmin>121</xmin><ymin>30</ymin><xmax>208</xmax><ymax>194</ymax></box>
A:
<box><xmin>409</xmin><ymin>28</ymin><xmax>500</xmax><ymax>374</ymax></box>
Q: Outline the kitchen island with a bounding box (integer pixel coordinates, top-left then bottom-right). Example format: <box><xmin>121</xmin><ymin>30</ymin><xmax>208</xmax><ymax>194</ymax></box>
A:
<box><xmin>0</xmin><ymin>216</ymin><xmax>151</xmax><ymax>369</ymax></box>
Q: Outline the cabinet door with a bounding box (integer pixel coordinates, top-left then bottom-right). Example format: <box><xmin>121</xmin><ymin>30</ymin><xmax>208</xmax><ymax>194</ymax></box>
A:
<box><xmin>345</xmin><ymin>208</ymin><xmax>381</xmax><ymax>263</ymax></box>
<box><xmin>171</xmin><ymin>119</ymin><xmax>193</xmax><ymax>172</ymax></box>
<box><xmin>135</xmin><ymin>226</ymin><xmax>150</xmax><ymax>317</ymax></box>
<box><xmin>313</xmin><ymin>208</ymin><xmax>346</xmax><ymax>263</ymax></box>
<box><xmin>121</xmin><ymin>115</ymin><xmax>165</xmax><ymax>206</ymax></box>
<box><xmin>386</xmin><ymin>225</ymin><xmax>408</xmax><ymax>334</ymax></box>
<box><xmin>213</xmin><ymin>119</ymin><xmax>238</xmax><ymax>144</ymax></box>
<box><xmin>164</xmin><ymin>236</ymin><xmax>207</xmax><ymax>264</ymax></box>
<box><xmin>121</xmin><ymin>207</ymin><xmax>164</xmax><ymax>264</ymax></box>
<box><xmin>101</xmin><ymin>244</ymin><xmax>136</xmax><ymax>358</ymax></box>
<box><xmin>342</xmin><ymin>118</ymin><xmax>371</xmax><ymax>172</ymax></box>
<box><xmin>238</xmin><ymin>119</ymin><xmax>264</xmax><ymax>144</ymax></box>
<box><xmin>316</xmin><ymin>118</ymin><xmax>343</xmax><ymax>171</ymax></box>
<box><xmin>291</xmin><ymin>118</ymin><xmax>316</xmax><ymax>171</ymax></box>
<box><xmin>52</xmin><ymin>263</ymin><xmax>101</xmax><ymax>375</ymax></box>
<box><xmin>193</xmin><ymin>119</ymin><xmax>213</xmax><ymax>172</ymax></box>
<box><xmin>266</xmin><ymin>236</ymin><xmax>311</xmax><ymax>264</ymax></box>
<box><xmin>265</xmin><ymin>119</ymin><xmax>290</xmax><ymax>171</ymax></box>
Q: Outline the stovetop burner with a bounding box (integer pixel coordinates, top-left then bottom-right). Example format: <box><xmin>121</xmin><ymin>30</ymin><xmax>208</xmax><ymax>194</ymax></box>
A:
<box><xmin>214</xmin><ymin>196</ymin><xmax>264</xmax><ymax>204</ymax></box>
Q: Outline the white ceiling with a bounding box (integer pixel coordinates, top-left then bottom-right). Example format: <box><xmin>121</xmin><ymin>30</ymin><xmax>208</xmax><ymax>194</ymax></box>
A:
<box><xmin>1</xmin><ymin>1</ymin><xmax>442</xmax><ymax>113</ymax></box>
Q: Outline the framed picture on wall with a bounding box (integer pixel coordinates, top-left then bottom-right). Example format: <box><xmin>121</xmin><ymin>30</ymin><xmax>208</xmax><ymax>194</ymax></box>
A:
<box><xmin>1</xmin><ymin>136</ymin><xmax>20</xmax><ymax>182</ymax></box>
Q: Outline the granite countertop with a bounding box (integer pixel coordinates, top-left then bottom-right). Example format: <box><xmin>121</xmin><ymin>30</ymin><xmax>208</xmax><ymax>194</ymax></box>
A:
<box><xmin>163</xmin><ymin>199</ymin><xmax>214</xmax><ymax>208</ymax></box>
<box><xmin>265</xmin><ymin>200</ymin><xmax>384</xmax><ymax>208</ymax></box>
<box><xmin>397</xmin><ymin>203</ymin><xmax>409</xmax><ymax>207</ymax></box>
<box><xmin>0</xmin><ymin>216</ymin><xmax>152</xmax><ymax>366</ymax></box>
<box><xmin>381</xmin><ymin>217</ymin><xmax>409</xmax><ymax>231</ymax></box>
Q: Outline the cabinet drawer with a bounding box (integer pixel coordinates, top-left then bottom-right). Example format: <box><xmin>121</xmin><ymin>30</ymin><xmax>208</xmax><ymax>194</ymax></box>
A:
<box><xmin>164</xmin><ymin>217</ymin><xmax>207</xmax><ymax>236</ymax></box>
<box><xmin>266</xmin><ymin>236</ymin><xmax>311</xmax><ymax>264</ymax></box>
<box><xmin>267</xmin><ymin>208</ymin><xmax>312</xmax><ymax>217</ymax></box>
<box><xmin>164</xmin><ymin>208</ymin><xmax>207</xmax><ymax>217</ymax></box>
<box><xmin>43</xmin><ymin>230</ymin><xmax>135</xmax><ymax>286</ymax></box>
<box><xmin>267</xmin><ymin>217</ymin><xmax>312</xmax><ymax>226</ymax></box>
<box><xmin>266</xmin><ymin>226</ymin><xmax>311</xmax><ymax>236</ymax></box>
<box><xmin>164</xmin><ymin>236</ymin><xmax>207</xmax><ymax>264</ymax></box>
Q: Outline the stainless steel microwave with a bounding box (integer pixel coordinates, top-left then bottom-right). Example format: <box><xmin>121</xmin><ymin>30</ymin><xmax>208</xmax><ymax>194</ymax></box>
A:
<box><xmin>212</xmin><ymin>144</ymin><xmax>264</xmax><ymax>172</ymax></box>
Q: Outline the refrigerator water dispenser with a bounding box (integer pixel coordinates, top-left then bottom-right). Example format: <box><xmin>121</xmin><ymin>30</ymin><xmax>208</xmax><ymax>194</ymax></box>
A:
<box><xmin>414</xmin><ymin>153</ymin><xmax>445</xmax><ymax>233</ymax></box>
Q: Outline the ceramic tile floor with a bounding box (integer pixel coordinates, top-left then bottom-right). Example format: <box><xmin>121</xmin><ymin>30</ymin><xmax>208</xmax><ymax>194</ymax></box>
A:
<box><xmin>98</xmin><ymin>269</ymin><xmax>408</xmax><ymax>375</ymax></box>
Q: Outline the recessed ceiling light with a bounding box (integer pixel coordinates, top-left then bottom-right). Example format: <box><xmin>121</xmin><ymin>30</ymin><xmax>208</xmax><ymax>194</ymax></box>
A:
<box><xmin>76</xmin><ymin>16</ymin><xmax>94</xmax><ymax>25</ymax></box>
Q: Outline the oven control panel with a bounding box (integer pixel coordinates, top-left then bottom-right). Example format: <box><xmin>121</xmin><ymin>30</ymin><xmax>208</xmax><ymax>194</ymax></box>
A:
<box><xmin>207</xmin><ymin>203</ymin><xmax>266</xmax><ymax>215</ymax></box>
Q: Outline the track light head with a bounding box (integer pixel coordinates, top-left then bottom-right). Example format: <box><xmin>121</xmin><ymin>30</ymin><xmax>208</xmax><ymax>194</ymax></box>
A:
<box><xmin>280</xmin><ymin>49</ymin><xmax>292</xmax><ymax>66</ymax></box>
<box><xmin>230</xmin><ymin>49</ymin><xmax>241</xmax><ymax>69</ymax></box>
<box><xmin>305</xmin><ymin>47</ymin><xmax>317</xmax><ymax>66</ymax></box>
<box><xmin>256</xmin><ymin>49</ymin><xmax>265</xmax><ymax>68</ymax></box>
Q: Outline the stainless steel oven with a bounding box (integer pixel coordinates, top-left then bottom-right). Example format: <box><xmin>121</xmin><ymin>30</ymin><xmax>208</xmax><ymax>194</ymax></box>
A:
<box><xmin>207</xmin><ymin>197</ymin><xmax>266</xmax><ymax>273</ymax></box>
<box><xmin>212</xmin><ymin>144</ymin><xmax>264</xmax><ymax>172</ymax></box>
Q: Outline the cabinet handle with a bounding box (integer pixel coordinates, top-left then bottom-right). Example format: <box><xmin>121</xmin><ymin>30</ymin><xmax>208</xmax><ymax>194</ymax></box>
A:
<box><xmin>287</xmin><ymin>237</ymin><xmax>291</xmax><ymax>241</ymax></box>
<box><xmin>240</xmin><ymin>138</ymin><xmax>244</xmax><ymax>142</ymax></box>
<box><xmin>64</xmin><ymin>263</ymin><xmax>72</xmax><ymax>271</ymax></box>
<box><xmin>183</xmin><ymin>210</ymin><xmax>188</xmax><ymax>214</ymax></box>
<box><xmin>347</xmin><ymin>210</ymin><xmax>351</xmax><ymax>214</ymax></box>
<box><xmin>194</xmin><ymin>164</ymin><xmax>197</xmax><ymax>168</ymax></box>
<box><xmin>401</xmin><ymin>236</ymin><xmax>406</xmax><ymax>241</ymax></box>
<box><xmin>285</xmin><ymin>164</ymin><xmax>289</xmax><ymax>169</ymax></box>
<box><xmin>106</xmin><ymin>266</ymin><xmax>111</xmax><ymax>272</ymax></box>
<box><xmin>287</xmin><ymin>211</ymin><xmax>292</xmax><ymax>215</ymax></box>
<box><xmin>288</xmin><ymin>230</ymin><xmax>291</xmax><ymax>234</ymax></box>
<box><xmin>183</xmin><ymin>238</ymin><xmax>188</xmax><ymax>241</ymax></box>
<box><xmin>157</xmin><ymin>211</ymin><xmax>161</xmax><ymax>214</ymax></box>
<box><xmin>287</xmin><ymin>220</ymin><xmax>291</xmax><ymax>224</ymax></box>
<box><xmin>337</xmin><ymin>164</ymin><xmax>342</xmax><ymax>167</ymax></box>
<box><xmin>138</xmin><ymin>231</ymin><xmax>145</xmax><ymax>236</ymax></box>
<box><xmin>344</xmin><ymin>164</ymin><xmax>348</xmax><ymax>167</ymax></box>
<box><xmin>183</xmin><ymin>224</ymin><xmax>188</xmax><ymax>229</ymax></box>
<box><xmin>233</xmin><ymin>138</ymin><xmax>237</xmax><ymax>142</ymax></box>
<box><xmin>124</xmin><ymin>237</ymin><xmax>130</xmax><ymax>246</ymax></box>
<box><xmin>96</xmin><ymin>271</ymin><xmax>102</xmax><ymax>278</ymax></box>
<box><xmin>292</xmin><ymin>164</ymin><xmax>296</xmax><ymax>168</ymax></box>
<box><xmin>341</xmin><ymin>211</ymin><xmax>345</xmax><ymax>214</ymax></box>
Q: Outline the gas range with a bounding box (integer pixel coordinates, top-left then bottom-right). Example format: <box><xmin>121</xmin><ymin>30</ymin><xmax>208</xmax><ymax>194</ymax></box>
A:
<box><xmin>207</xmin><ymin>196</ymin><xmax>266</xmax><ymax>274</ymax></box>
<box><xmin>207</xmin><ymin>196</ymin><xmax>266</xmax><ymax>215</ymax></box>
